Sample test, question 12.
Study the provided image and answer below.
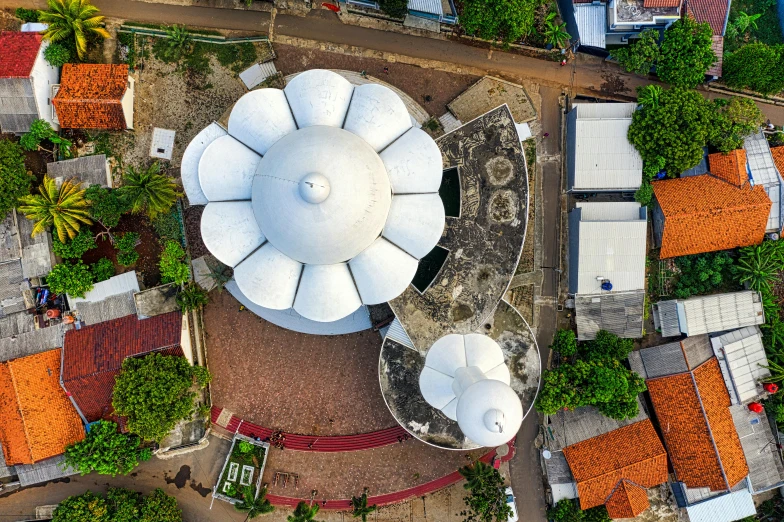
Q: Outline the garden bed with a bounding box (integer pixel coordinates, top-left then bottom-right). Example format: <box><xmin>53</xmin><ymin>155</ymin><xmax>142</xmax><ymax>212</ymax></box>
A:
<box><xmin>213</xmin><ymin>434</ymin><xmax>269</xmax><ymax>505</ymax></box>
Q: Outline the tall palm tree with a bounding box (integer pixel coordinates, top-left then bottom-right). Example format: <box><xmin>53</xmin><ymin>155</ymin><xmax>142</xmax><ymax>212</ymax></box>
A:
<box><xmin>18</xmin><ymin>176</ymin><xmax>92</xmax><ymax>242</ymax></box>
<box><xmin>119</xmin><ymin>162</ymin><xmax>181</xmax><ymax>220</ymax></box>
<box><xmin>459</xmin><ymin>461</ymin><xmax>495</xmax><ymax>491</ymax></box>
<box><xmin>287</xmin><ymin>501</ymin><xmax>322</xmax><ymax>522</ymax></box>
<box><xmin>38</xmin><ymin>0</ymin><xmax>110</xmax><ymax>60</ymax></box>
<box><xmin>350</xmin><ymin>491</ymin><xmax>377</xmax><ymax>521</ymax></box>
<box><xmin>234</xmin><ymin>486</ymin><xmax>274</xmax><ymax>521</ymax></box>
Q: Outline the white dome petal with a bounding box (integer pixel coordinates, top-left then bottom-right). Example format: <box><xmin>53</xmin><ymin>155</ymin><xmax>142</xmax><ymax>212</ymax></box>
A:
<box><xmin>343</xmin><ymin>83</ymin><xmax>412</xmax><ymax>152</ymax></box>
<box><xmin>456</xmin><ymin>380</ymin><xmax>523</xmax><ymax>447</ymax></box>
<box><xmin>284</xmin><ymin>69</ymin><xmax>354</xmax><ymax>129</ymax></box>
<box><xmin>464</xmin><ymin>334</ymin><xmax>506</xmax><ymax>373</ymax></box>
<box><xmin>424</xmin><ymin>334</ymin><xmax>466</xmax><ymax>377</ymax></box>
<box><xmin>234</xmin><ymin>243</ymin><xmax>302</xmax><ymax>310</ymax></box>
<box><xmin>383</xmin><ymin>194</ymin><xmax>445</xmax><ymax>259</ymax></box>
<box><xmin>349</xmin><ymin>238</ymin><xmax>418</xmax><ymax>305</ymax></box>
<box><xmin>419</xmin><ymin>367</ymin><xmax>456</xmax><ymax>410</ymax></box>
<box><xmin>441</xmin><ymin>398</ymin><xmax>458</xmax><ymax>421</ymax></box>
<box><xmin>293</xmin><ymin>264</ymin><xmax>362</xmax><ymax>322</ymax></box>
<box><xmin>228</xmin><ymin>89</ymin><xmax>297</xmax><ymax>155</ymax></box>
<box><xmin>182</xmin><ymin>122</ymin><xmax>226</xmax><ymax>205</ymax></box>
<box><xmin>484</xmin><ymin>363</ymin><xmax>512</xmax><ymax>385</ymax></box>
<box><xmin>380</xmin><ymin>127</ymin><xmax>443</xmax><ymax>194</ymax></box>
<box><xmin>198</xmin><ymin>136</ymin><xmax>261</xmax><ymax>201</ymax></box>
<box><xmin>201</xmin><ymin>202</ymin><xmax>266</xmax><ymax>268</ymax></box>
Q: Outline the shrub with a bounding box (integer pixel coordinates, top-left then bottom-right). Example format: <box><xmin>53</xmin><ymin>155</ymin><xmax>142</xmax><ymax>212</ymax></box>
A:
<box><xmin>612</xmin><ymin>29</ymin><xmax>659</xmax><ymax>76</ymax></box>
<box><xmin>160</xmin><ymin>240</ymin><xmax>190</xmax><ymax>285</ymax></box>
<box><xmin>91</xmin><ymin>257</ymin><xmax>115</xmax><ymax>282</ymax></box>
<box><xmin>238</xmin><ymin>440</ymin><xmax>253</xmax><ymax>454</ymax></box>
<box><xmin>551</xmin><ymin>329</ymin><xmax>577</xmax><ymax>357</ymax></box>
<box><xmin>723</xmin><ymin>43</ymin><xmax>784</xmax><ymax>95</ymax></box>
<box><xmin>114</xmin><ymin>232</ymin><xmax>139</xmax><ymax>267</ymax></box>
<box><xmin>459</xmin><ymin>461</ymin><xmax>512</xmax><ymax>522</ymax></box>
<box><xmin>64</xmin><ymin>420</ymin><xmax>151</xmax><ymax>477</ymax></box>
<box><xmin>44</xmin><ymin>43</ymin><xmax>71</xmax><ymax>68</ymax></box>
<box><xmin>671</xmin><ymin>251</ymin><xmax>734</xmax><ymax>298</ymax></box>
<box><xmin>634</xmin><ymin>180</ymin><xmax>654</xmax><ymax>206</ymax></box>
<box><xmin>19</xmin><ymin>119</ymin><xmax>71</xmax><ymax>154</ymax></box>
<box><xmin>84</xmin><ymin>185</ymin><xmax>129</xmax><ymax>229</ymax></box>
<box><xmin>378</xmin><ymin>0</ymin><xmax>407</xmax><ymax>18</ymax></box>
<box><xmin>580</xmin><ymin>330</ymin><xmax>634</xmax><ymax>361</ymax></box>
<box><xmin>52</xmin><ymin>227</ymin><xmax>97</xmax><ymax>259</ymax></box>
<box><xmin>176</xmin><ymin>282</ymin><xmax>208</xmax><ymax>312</ymax></box>
<box><xmin>459</xmin><ymin>0</ymin><xmax>545</xmax><ymax>44</ymax></box>
<box><xmin>152</xmin><ymin>208</ymin><xmax>182</xmax><ymax>244</ymax></box>
<box><xmin>15</xmin><ymin>7</ymin><xmax>39</xmax><ymax>22</ymax></box>
<box><xmin>46</xmin><ymin>261</ymin><xmax>94</xmax><ymax>297</ymax></box>
<box><xmin>0</xmin><ymin>139</ymin><xmax>33</xmax><ymax>218</ymax></box>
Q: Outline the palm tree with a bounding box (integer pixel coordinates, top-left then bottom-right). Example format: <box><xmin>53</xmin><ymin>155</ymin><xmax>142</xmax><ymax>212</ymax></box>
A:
<box><xmin>287</xmin><ymin>501</ymin><xmax>322</xmax><ymax>522</ymax></box>
<box><xmin>234</xmin><ymin>486</ymin><xmax>274</xmax><ymax>521</ymax></box>
<box><xmin>165</xmin><ymin>24</ymin><xmax>192</xmax><ymax>60</ymax></box>
<box><xmin>544</xmin><ymin>20</ymin><xmax>570</xmax><ymax>49</ymax></box>
<box><xmin>351</xmin><ymin>490</ymin><xmax>377</xmax><ymax>521</ymax></box>
<box><xmin>734</xmin><ymin>11</ymin><xmax>762</xmax><ymax>33</ymax></box>
<box><xmin>735</xmin><ymin>244</ymin><xmax>779</xmax><ymax>292</ymax></box>
<box><xmin>458</xmin><ymin>461</ymin><xmax>495</xmax><ymax>491</ymax></box>
<box><xmin>38</xmin><ymin>0</ymin><xmax>110</xmax><ymax>60</ymax></box>
<box><xmin>637</xmin><ymin>85</ymin><xmax>663</xmax><ymax>109</ymax></box>
<box><xmin>119</xmin><ymin>162</ymin><xmax>181</xmax><ymax>220</ymax></box>
<box><xmin>18</xmin><ymin>176</ymin><xmax>92</xmax><ymax>242</ymax></box>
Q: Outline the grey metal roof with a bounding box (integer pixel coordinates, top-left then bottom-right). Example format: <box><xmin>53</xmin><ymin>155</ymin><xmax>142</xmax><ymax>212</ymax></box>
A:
<box><xmin>0</xmin><ymin>78</ymin><xmax>36</xmax><ymax>134</ymax></box>
<box><xmin>654</xmin><ymin>299</ymin><xmax>681</xmax><ymax>337</ymax></box>
<box><xmin>744</xmin><ymin>131</ymin><xmax>784</xmax><ymax>233</ymax></box>
<box><xmin>731</xmin><ymin>404</ymin><xmax>784</xmax><ymax>493</ymax></box>
<box><xmin>75</xmin><ymin>291</ymin><xmax>137</xmax><ymax>325</ymax></box>
<box><xmin>574</xmin><ymin>290</ymin><xmax>645</xmax><ymax>340</ymax></box>
<box><xmin>634</xmin><ymin>336</ymin><xmax>714</xmax><ymax>379</ymax></box>
<box><xmin>574</xmin><ymin>4</ymin><xmax>607</xmax><ymax>48</ymax></box>
<box><xmin>711</xmin><ymin>326</ymin><xmax>769</xmax><ymax>404</ymax></box>
<box><xmin>68</xmin><ymin>271</ymin><xmax>139</xmax><ymax>307</ymax></box>
<box><xmin>16</xmin><ymin>216</ymin><xmax>54</xmax><ymax>279</ymax></box>
<box><xmin>681</xmin><ymin>291</ymin><xmax>765</xmax><ymax>335</ymax></box>
<box><xmin>0</xmin><ymin>323</ymin><xmax>68</xmax><ymax>362</ymax></box>
<box><xmin>382</xmin><ymin>316</ymin><xmax>415</xmax><ymax>350</ymax></box>
<box><xmin>47</xmin><ymin>155</ymin><xmax>111</xmax><ymax>188</ymax></box>
<box><xmin>0</xmin><ymin>212</ymin><xmax>21</xmax><ymax>263</ymax></box>
<box><xmin>0</xmin><ymin>260</ymin><xmax>26</xmax><ymax>317</ymax></box>
<box><xmin>15</xmin><ymin>455</ymin><xmax>78</xmax><ymax>487</ymax></box>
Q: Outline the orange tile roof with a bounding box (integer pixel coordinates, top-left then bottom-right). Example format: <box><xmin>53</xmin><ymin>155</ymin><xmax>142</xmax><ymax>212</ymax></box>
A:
<box><xmin>563</xmin><ymin>420</ymin><xmax>668</xmax><ymax>516</ymax></box>
<box><xmin>772</xmin><ymin>146</ymin><xmax>784</xmax><ymax>175</ymax></box>
<box><xmin>643</xmin><ymin>0</ymin><xmax>681</xmax><ymax>6</ymax></box>
<box><xmin>0</xmin><ymin>350</ymin><xmax>84</xmax><ymax>465</ymax></box>
<box><xmin>647</xmin><ymin>358</ymin><xmax>748</xmax><ymax>491</ymax></box>
<box><xmin>653</xmin><ymin>175</ymin><xmax>770</xmax><ymax>258</ymax></box>
<box><xmin>708</xmin><ymin>149</ymin><xmax>748</xmax><ymax>187</ymax></box>
<box><xmin>53</xmin><ymin>64</ymin><xmax>130</xmax><ymax>130</ymax></box>
<box><xmin>605</xmin><ymin>480</ymin><xmax>651</xmax><ymax>519</ymax></box>
<box><xmin>0</xmin><ymin>363</ymin><xmax>31</xmax><ymax>464</ymax></box>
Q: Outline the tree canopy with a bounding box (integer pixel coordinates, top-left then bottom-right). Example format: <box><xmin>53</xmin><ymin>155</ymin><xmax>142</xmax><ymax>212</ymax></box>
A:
<box><xmin>46</xmin><ymin>260</ymin><xmax>94</xmax><ymax>297</ymax></box>
<box><xmin>119</xmin><ymin>162</ymin><xmax>181</xmax><ymax>220</ymax></box>
<box><xmin>458</xmin><ymin>461</ymin><xmax>512</xmax><ymax>522</ymax></box>
<box><xmin>38</xmin><ymin>0</ymin><xmax>110</xmax><ymax>59</ymax></box>
<box><xmin>52</xmin><ymin>488</ymin><xmax>181</xmax><ymax>522</ymax></box>
<box><xmin>112</xmin><ymin>354</ymin><xmax>211</xmax><ymax>442</ymax></box>
<box><xmin>657</xmin><ymin>18</ymin><xmax>716</xmax><ymax>88</ymax></box>
<box><xmin>17</xmin><ymin>176</ymin><xmax>92</xmax><ymax>242</ymax></box>
<box><xmin>612</xmin><ymin>30</ymin><xmax>659</xmax><ymax>76</ymax></box>
<box><xmin>85</xmin><ymin>185</ymin><xmax>129</xmax><ymax>230</ymax></box>
<box><xmin>0</xmin><ymin>139</ymin><xmax>32</xmax><ymax>219</ymax></box>
<box><xmin>52</xmin><ymin>227</ymin><xmax>97</xmax><ymax>259</ymax></box>
<box><xmin>459</xmin><ymin>0</ymin><xmax>545</xmax><ymax>44</ymax></box>
<box><xmin>710</xmin><ymin>97</ymin><xmax>765</xmax><ymax>152</ymax></box>
<box><xmin>378</xmin><ymin>0</ymin><xmax>407</xmax><ymax>18</ymax></box>
<box><xmin>723</xmin><ymin>43</ymin><xmax>784</xmax><ymax>96</ymax></box>
<box><xmin>64</xmin><ymin>420</ymin><xmax>151</xmax><ymax>477</ymax></box>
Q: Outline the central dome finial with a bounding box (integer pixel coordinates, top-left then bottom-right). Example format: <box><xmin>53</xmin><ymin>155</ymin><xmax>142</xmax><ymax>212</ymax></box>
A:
<box><xmin>299</xmin><ymin>173</ymin><xmax>330</xmax><ymax>204</ymax></box>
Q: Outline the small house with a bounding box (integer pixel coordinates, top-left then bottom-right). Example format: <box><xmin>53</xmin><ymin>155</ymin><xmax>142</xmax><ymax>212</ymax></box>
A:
<box><xmin>53</xmin><ymin>63</ymin><xmax>134</xmax><ymax>130</ymax></box>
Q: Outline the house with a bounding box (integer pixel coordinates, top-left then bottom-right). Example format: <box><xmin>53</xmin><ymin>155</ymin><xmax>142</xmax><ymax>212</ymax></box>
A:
<box><xmin>0</xmin><ymin>31</ymin><xmax>59</xmax><ymax>134</ymax></box>
<box><xmin>742</xmin><ymin>132</ymin><xmax>784</xmax><ymax>235</ymax></box>
<box><xmin>566</xmin><ymin>103</ymin><xmax>643</xmax><ymax>192</ymax></box>
<box><xmin>687</xmin><ymin>0</ymin><xmax>731</xmax><ymax>37</ymax></box>
<box><xmin>651</xmin><ymin>290</ymin><xmax>765</xmax><ymax>337</ymax></box>
<box><xmin>61</xmin><ymin>312</ymin><xmax>183</xmax><ymax>424</ymax></box>
<box><xmin>563</xmin><ymin>420</ymin><xmax>668</xmax><ymax>518</ymax></box>
<box><xmin>571</xmin><ymin>0</ymin><xmax>681</xmax><ymax>50</ymax></box>
<box><xmin>53</xmin><ymin>63</ymin><xmax>134</xmax><ymax>130</ymax></box>
<box><xmin>651</xmin><ymin>173</ymin><xmax>770</xmax><ymax>259</ymax></box>
<box><xmin>47</xmin><ymin>154</ymin><xmax>112</xmax><ymax>189</ymax></box>
<box><xmin>67</xmin><ymin>271</ymin><xmax>140</xmax><ymax>325</ymax></box>
<box><xmin>568</xmin><ymin>202</ymin><xmax>647</xmax><ymax>340</ymax></box>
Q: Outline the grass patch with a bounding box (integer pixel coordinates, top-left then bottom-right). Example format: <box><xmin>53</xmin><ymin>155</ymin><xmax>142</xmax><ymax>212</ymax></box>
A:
<box><xmin>152</xmin><ymin>39</ymin><xmax>259</xmax><ymax>77</ymax></box>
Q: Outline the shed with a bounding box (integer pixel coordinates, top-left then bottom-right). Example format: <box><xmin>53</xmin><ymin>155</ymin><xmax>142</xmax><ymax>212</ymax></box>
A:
<box><xmin>652</xmin><ymin>291</ymin><xmax>765</xmax><ymax>337</ymax></box>
<box><xmin>574</xmin><ymin>4</ymin><xmax>607</xmax><ymax>48</ymax></box>
<box><xmin>47</xmin><ymin>155</ymin><xmax>112</xmax><ymax>188</ymax></box>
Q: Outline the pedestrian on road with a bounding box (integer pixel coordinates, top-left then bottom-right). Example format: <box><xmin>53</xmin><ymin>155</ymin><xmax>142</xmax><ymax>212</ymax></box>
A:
<box><xmin>383</xmin><ymin>66</ymin><xmax>389</xmax><ymax>74</ymax></box>
<box><xmin>543</xmin><ymin>132</ymin><xmax>549</xmax><ymax>138</ymax></box>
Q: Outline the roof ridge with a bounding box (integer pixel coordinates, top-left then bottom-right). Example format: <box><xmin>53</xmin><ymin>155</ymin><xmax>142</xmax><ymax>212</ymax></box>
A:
<box><xmin>576</xmin><ymin>453</ymin><xmax>666</xmax><ymax>484</ymax></box>
<box><xmin>7</xmin><ymin>360</ymin><xmax>34</xmax><ymax>463</ymax></box>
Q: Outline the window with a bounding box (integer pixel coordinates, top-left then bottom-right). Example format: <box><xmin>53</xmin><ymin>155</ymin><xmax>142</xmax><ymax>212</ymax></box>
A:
<box><xmin>439</xmin><ymin>168</ymin><xmax>461</xmax><ymax>217</ymax></box>
<box><xmin>412</xmin><ymin>246</ymin><xmax>450</xmax><ymax>293</ymax></box>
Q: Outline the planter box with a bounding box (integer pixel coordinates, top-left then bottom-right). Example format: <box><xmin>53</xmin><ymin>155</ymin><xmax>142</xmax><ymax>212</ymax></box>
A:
<box><xmin>212</xmin><ymin>434</ymin><xmax>270</xmax><ymax>505</ymax></box>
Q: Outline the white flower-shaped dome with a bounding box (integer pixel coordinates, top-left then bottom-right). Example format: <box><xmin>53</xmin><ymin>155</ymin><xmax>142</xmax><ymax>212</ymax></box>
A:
<box><xmin>182</xmin><ymin>69</ymin><xmax>446</xmax><ymax>323</ymax></box>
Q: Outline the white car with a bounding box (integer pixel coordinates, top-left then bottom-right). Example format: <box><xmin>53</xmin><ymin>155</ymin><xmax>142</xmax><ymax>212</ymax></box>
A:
<box><xmin>505</xmin><ymin>486</ymin><xmax>519</xmax><ymax>522</ymax></box>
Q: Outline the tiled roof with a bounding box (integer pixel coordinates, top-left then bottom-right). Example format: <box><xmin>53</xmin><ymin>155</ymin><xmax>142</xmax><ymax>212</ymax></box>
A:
<box><xmin>563</xmin><ymin>420</ymin><xmax>668</xmax><ymax>516</ymax></box>
<box><xmin>62</xmin><ymin>312</ymin><xmax>183</xmax><ymax>423</ymax></box>
<box><xmin>772</xmin><ymin>146</ymin><xmax>784</xmax><ymax>175</ymax></box>
<box><xmin>647</xmin><ymin>358</ymin><xmax>748</xmax><ymax>491</ymax></box>
<box><xmin>653</xmin><ymin>175</ymin><xmax>770</xmax><ymax>258</ymax></box>
<box><xmin>53</xmin><ymin>64</ymin><xmax>129</xmax><ymax>130</ymax></box>
<box><xmin>687</xmin><ymin>0</ymin><xmax>730</xmax><ymax>36</ymax></box>
<box><xmin>0</xmin><ymin>350</ymin><xmax>84</xmax><ymax>465</ymax></box>
<box><xmin>707</xmin><ymin>36</ymin><xmax>724</xmax><ymax>77</ymax></box>
<box><xmin>708</xmin><ymin>150</ymin><xmax>748</xmax><ymax>187</ymax></box>
<box><xmin>644</xmin><ymin>0</ymin><xmax>680</xmax><ymax>7</ymax></box>
<box><xmin>605</xmin><ymin>480</ymin><xmax>652</xmax><ymax>519</ymax></box>
<box><xmin>0</xmin><ymin>32</ymin><xmax>42</xmax><ymax>78</ymax></box>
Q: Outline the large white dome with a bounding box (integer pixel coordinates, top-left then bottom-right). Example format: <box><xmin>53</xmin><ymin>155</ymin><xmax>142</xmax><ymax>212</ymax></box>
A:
<box><xmin>182</xmin><ymin>69</ymin><xmax>446</xmax><ymax>323</ymax></box>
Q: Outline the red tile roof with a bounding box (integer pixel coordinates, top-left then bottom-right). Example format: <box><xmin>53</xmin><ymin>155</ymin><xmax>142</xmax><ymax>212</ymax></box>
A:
<box><xmin>53</xmin><ymin>63</ymin><xmax>130</xmax><ymax>130</ymax></box>
<box><xmin>708</xmin><ymin>149</ymin><xmax>748</xmax><ymax>187</ymax></box>
<box><xmin>0</xmin><ymin>350</ymin><xmax>84</xmax><ymax>465</ymax></box>
<box><xmin>772</xmin><ymin>146</ymin><xmax>784</xmax><ymax>175</ymax></box>
<box><xmin>563</xmin><ymin>420</ymin><xmax>668</xmax><ymax>518</ymax></box>
<box><xmin>647</xmin><ymin>358</ymin><xmax>748</xmax><ymax>491</ymax></box>
<box><xmin>687</xmin><ymin>0</ymin><xmax>730</xmax><ymax>36</ymax></box>
<box><xmin>62</xmin><ymin>312</ymin><xmax>183</xmax><ymax>423</ymax></box>
<box><xmin>0</xmin><ymin>32</ymin><xmax>42</xmax><ymax>78</ymax></box>
<box><xmin>643</xmin><ymin>0</ymin><xmax>681</xmax><ymax>7</ymax></box>
<box><xmin>652</xmin><ymin>174</ymin><xmax>770</xmax><ymax>258</ymax></box>
<box><xmin>707</xmin><ymin>36</ymin><xmax>724</xmax><ymax>77</ymax></box>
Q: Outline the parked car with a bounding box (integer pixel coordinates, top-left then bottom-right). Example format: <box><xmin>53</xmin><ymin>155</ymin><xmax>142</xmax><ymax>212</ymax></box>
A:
<box><xmin>505</xmin><ymin>486</ymin><xmax>519</xmax><ymax>522</ymax></box>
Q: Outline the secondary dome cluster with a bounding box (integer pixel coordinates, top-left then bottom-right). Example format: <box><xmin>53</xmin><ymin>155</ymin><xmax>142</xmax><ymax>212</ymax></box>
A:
<box><xmin>182</xmin><ymin>69</ymin><xmax>446</xmax><ymax>323</ymax></box>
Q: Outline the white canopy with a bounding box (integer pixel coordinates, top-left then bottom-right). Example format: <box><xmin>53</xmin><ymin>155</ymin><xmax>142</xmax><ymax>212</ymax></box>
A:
<box><xmin>234</xmin><ymin>244</ymin><xmax>302</xmax><ymax>310</ymax></box>
<box><xmin>293</xmin><ymin>264</ymin><xmax>363</xmax><ymax>322</ymax></box>
<box><xmin>349</xmin><ymin>238</ymin><xmax>418</xmax><ymax>305</ymax></box>
<box><xmin>381</xmin><ymin>127</ymin><xmax>444</xmax><ymax>194</ymax></box>
<box><xmin>200</xmin><ymin>201</ymin><xmax>266</xmax><ymax>268</ymax></box>
<box><xmin>284</xmin><ymin>69</ymin><xmax>354</xmax><ymax>129</ymax></box>
<box><xmin>181</xmin><ymin>122</ymin><xmax>226</xmax><ymax>205</ymax></box>
<box><xmin>343</xmin><ymin>83</ymin><xmax>412</xmax><ymax>152</ymax></box>
<box><xmin>228</xmin><ymin>89</ymin><xmax>297</xmax><ymax>155</ymax></box>
<box><xmin>383</xmin><ymin>194</ymin><xmax>446</xmax><ymax>259</ymax></box>
<box><xmin>198</xmin><ymin>136</ymin><xmax>260</xmax><ymax>202</ymax></box>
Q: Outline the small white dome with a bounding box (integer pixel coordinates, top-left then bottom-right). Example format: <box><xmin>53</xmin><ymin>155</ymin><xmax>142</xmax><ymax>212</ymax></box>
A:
<box><xmin>284</xmin><ymin>69</ymin><xmax>354</xmax><ymax>129</ymax></box>
<box><xmin>293</xmin><ymin>264</ymin><xmax>362</xmax><ymax>322</ymax></box>
<box><xmin>228</xmin><ymin>89</ymin><xmax>297</xmax><ymax>155</ymax></box>
<box><xmin>181</xmin><ymin>122</ymin><xmax>226</xmax><ymax>205</ymax></box>
<box><xmin>456</xmin><ymin>379</ymin><xmax>523</xmax><ymax>447</ymax></box>
<box><xmin>349</xmin><ymin>238</ymin><xmax>418</xmax><ymax>305</ymax></box>
<box><xmin>198</xmin><ymin>136</ymin><xmax>261</xmax><ymax>202</ymax></box>
<box><xmin>381</xmin><ymin>127</ymin><xmax>444</xmax><ymax>194</ymax></box>
<box><xmin>343</xmin><ymin>83</ymin><xmax>412</xmax><ymax>152</ymax></box>
<box><xmin>200</xmin><ymin>202</ymin><xmax>266</xmax><ymax>268</ymax></box>
<box><xmin>234</xmin><ymin>244</ymin><xmax>302</xmax><ymax>310</ymax></box>
<box><xmin>383</xmin><ymin>194</ymin><xmax>445</xmax><ymax>259</ymax></box>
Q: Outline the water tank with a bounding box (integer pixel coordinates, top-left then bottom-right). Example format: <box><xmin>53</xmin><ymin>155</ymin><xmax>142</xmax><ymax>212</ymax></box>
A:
<box><xmin>601</xmin><ymin>280</ymin><xmax>613</xmax><ymax>291</ymax></box>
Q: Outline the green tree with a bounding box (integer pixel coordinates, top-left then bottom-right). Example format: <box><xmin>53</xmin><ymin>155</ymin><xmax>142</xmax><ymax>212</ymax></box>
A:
<box><xmin>710</xmin><ymin>97</ymin><xmax>765</xmax><ymax>152</ymax></box>
<box><xmin>64</xmin><ymin>420</ymin><xmax>151</xmax><ymax>477</ymax></box>
<box><xmin>38</xmin><ymin>0</ymin><xmax>110</xmax><ymax>60</ymax></box>
<box><xmin>46</xmin><ymin>260</ymin><xmax>94</xmax><ymax>297</ymax></box>
<box><xmin>551</xmin><ymin>329</ymin><xmax>577</xmax><ymax>357</ymax></box>
<box><xmin>139</xmin><ymin>488</ymin><xmax>182</xmax><ymax>522</ymax></box>
<box><xmin>672</xmin><ymin>251</ymin><xmax>734</xmax><ymax>298</ymax></box>
<box><xmin>18</xmin><ymin>176</ymin><xmax>92</xmax><ymax>242</ymax></box>
<box><xmin>0</xmin><ymin>139</ymin><xmax>33</xmax><ymax>218</ymax></box>
<box><xmin>160</xmin><ymin>240</ymin><xmax>190</xmax><ymax>284</ymax></box>
<box><xmin>106</xmin><ymin>488</ymin><xmax>141</xmax><ymax>522</ymax></box>
<box><xmin>91</xmin><ymin>257</ymin><xmax>115</xmax><ymax>282</ymax></box>
<box><xmin>235</xmin><ymin>486</ymin><xmax>275</xmax><ymax>521</ymax></box>
<box><xmin>53</xmin><ymin>488</ymin><xmax>181</xmax><ymax>522</ymax></box>
<box><xmin>657</xmin><ymin>18</ymin><xmax>716</xmax><ymax>88</ymax></box>
<box><xmin>634</xmin><ymin>180</ymin><xmax>654</xmax><ymax>206</ymax></box>
<box><xmin>15</xmin><ymin>7</ymin><xmax>40</xmax><ymax>22</ymax></box>
<box><xmin>723</xmin><ymin>43</ymin><xmax>784</xmax><ymax>96</ymax></box>
<box><xmin>52</xmin><ymin>490</ymin><xmax>110</xmax><ymax>522</ymax></box>
<box><xmin>44</xmin><ymin>42</ymin><xmax>72</xmax><ymax>67</ymax></box>
<box><xmin>112</xmin><ymin>354</ymin><xmax>210</xmax><ymax>442</ymax></box>
<box><xmin>177</xmin><ymin>282</ymin><xmax>209</xmax><ymax>312</ymax></box>
<box><xmin>734</xmin><ymin>11</ymin><xmax>762</xmax><ymax>33</ymax></box>
<box><xmin>20</xmin><ymin>119</ymin><xmax>72</xmax><ymax>155</ymax></box>
<box><xmin>378</xmin><ymin>0</ymin><xmax>408</xmax><ymax>18</ymax></box>
<box><xmin>119</xmin><ymin>162</ymin><xmax>181</xmax><ymax>220</ymax></box>
<box><xmin>287</xmin><ymin>502</ymin><xmax>323</xmax><ymax>522</ymax></box>
<box><xmin>459</xmin><ymin>0</ymin><xmax>545</xmax><ymax>44</ymax></box>
<box><xmin>458</xmin><ymin>461</ymin><xmax>512</xmax><ymax>522</ymax></box>
<box><xmin>53</xmin><ymin>227</ymin><xmax>96</xmax><ymax>259</ymax></box>
<box><xmin>612</xmin><ymin>30</ymin><xmax>659</xmax><ymax>76</ymax></box>
<box><xmin>637</xmin><ymin>84</ymin><xmax>663</xmax><ymax>109</ymax></box>
<box><xmin>544</xmin><ymin>19</ymin><xmax>570</xmax><ymax>49</ymax></box>
<box><xmin>580</xmin><ymin>330</ymin><xmax>634</xmax><ymax>361</ymax></box>
<box><xmin>548</xmin><ymin>499</ymin><xmax>582</xmax><ymax>522</ymax></box>
<box><xmin>350</xmin><ymin>491</ymin><xmax>377</xmax><ymax>521</ymax></box>
<box><xmin>628</xmin><ymin>87</ymin><xmax>715</xmax><ymax>174</ymax></box>
<box><xmin>84</xmin><ymin>185</ymin><xmax>129</xmax><ymax>230</ymax></box>
<box><xmin>114</xmin><ymin>232</ymin><xmax>140</xmax><ymax>267</ymax></box>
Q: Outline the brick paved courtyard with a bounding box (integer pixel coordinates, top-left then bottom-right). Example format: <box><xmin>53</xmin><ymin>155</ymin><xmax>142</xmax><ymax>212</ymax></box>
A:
<box><xmin>205</xmin><ymin>291</ymin><xmax>397</xmax><ymax>435</ymax></box>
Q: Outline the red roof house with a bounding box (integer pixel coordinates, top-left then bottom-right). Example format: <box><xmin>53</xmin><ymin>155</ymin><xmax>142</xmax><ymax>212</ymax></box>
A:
<box><xmin>687</xmin><ymin>0</ymin><xmax>731</xmax><ymax>36</ymax></box>
<box><xmin>53</xmin><ymin>63</ymin><xmax>134</xmax><ymax>130</ymax></box>
<box><xmin>61</xmin><ymin>312</ymin><xmax>183</xmax><ymax>423</ymax></box>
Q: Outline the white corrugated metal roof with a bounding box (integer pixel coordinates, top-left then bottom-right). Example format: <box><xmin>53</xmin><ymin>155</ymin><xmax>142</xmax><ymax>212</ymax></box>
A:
<box><xmin>408</xmin><ymin>0</ymin><xmax>443</xmax><ymax>15</ymax></box>
<box><xmin>239</xmin><ymin>61</ymin><xmax>278</xmax><ymax>90</ymax></box>
<box><xmin>575</xmin><ymin>201</ymin><xmax>642</xmax><ymax>221</ymax></box>
<box><xmin>711</xmin><ymin>326</ymin><xmax>769</xmax><ymax>403</ymax></box>
<box><xmin>685</xmin><ymin>487</ymin><xmax>756</xmax><ymax>522</ymax></box>
<box><xmin>574</xmin><ymin>4</ymin><xmax>606</xmax><ymax>48</ymax></box>
<box><xmin>745</xmin><ymin>131</ymin><xmax>780</xmax><ymax>187</ymax></box>
<box><xmin>681</xmin><ymin>291</ymin><xmax>765</xmax><ymax>336</ymax></box>
<box><xmin>68</xmin><ymin>271</ymin><xmax>139</xmax><ymax>306</ymax></box>
<box><xmin>574</xmin><ymin>103</ymin><xmax>637</xmax><ymax>119</ymax></box>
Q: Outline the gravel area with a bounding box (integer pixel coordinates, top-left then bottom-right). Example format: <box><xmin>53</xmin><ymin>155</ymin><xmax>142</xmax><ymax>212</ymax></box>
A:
<box><xmin>204</xmin><ymin>291</ymin><xmax>397</xmax><ymax>435</ymax></box>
